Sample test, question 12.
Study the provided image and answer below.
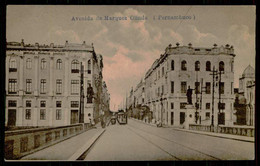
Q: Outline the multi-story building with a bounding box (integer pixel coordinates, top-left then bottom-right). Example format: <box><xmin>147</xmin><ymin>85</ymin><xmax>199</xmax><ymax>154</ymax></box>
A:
<box><xmin>101</xmin><ymin>81</ymin><xmax>110</xmax><ymax>115</ymax></box>
<box><xmin>5</xmin><ymin>39</ymin><xmax>109</xmax><ymax>127</ymax></box>
<box><xmin>133</xmin><ymin>79</ymin><xmax>145</xmax><ymax>107</ymax></box>
<box><xmin>128</xmin><ymin>43</ymin><xmax>236</xmax><ymax>127</ymax></box>
<box><xmin>238</xmin><ymin>65</ymin><xmax>255</xmax><ymax>126</ymax></box>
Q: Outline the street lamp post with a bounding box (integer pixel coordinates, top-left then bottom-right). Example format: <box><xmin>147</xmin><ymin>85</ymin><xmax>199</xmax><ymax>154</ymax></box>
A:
<box><xmin>79</xmin><ymin>62</ymin><xmax>84</xmax><ymax>123</ymax></box>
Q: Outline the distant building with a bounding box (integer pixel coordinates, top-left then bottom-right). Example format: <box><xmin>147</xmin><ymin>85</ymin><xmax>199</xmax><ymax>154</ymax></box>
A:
<box><xmin>5</xmin><ymin>40</ymin><xmax>109</xmax><ymax>127</ymax></box>
<box><xmin>235</xmin><ymin>65</ymin><xmax>255</xmax><ymax>126</ymax></box>
<box><xmin>128</xmin><ymin>43</ymin><xmax>236</xmax><ymax>127</ymax></box>
<box><xmin>246</xmin><ymin>80</ymin><xmax>255</xmax><ymax>126</ymax></box>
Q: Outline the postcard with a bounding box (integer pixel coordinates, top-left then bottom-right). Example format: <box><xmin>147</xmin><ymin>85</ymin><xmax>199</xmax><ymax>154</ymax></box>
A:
<box><xmin>5</xmin><ymin>5</ymin><xmax>255</xmax><ymax>161</ymax></box>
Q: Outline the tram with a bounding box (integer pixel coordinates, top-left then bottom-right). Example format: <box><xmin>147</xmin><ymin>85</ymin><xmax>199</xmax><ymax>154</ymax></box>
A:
<box><xmin>117</xmin><ymin>110</ymin><xmax>128</xmax><ymax>125</ymax></box>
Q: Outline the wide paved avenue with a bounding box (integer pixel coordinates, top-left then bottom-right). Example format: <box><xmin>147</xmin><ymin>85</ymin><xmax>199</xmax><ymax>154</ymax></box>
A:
<box><xmin>84</xmin><ymin>119</ymin><xmax>254</xmax><ymax>161</ymax></box>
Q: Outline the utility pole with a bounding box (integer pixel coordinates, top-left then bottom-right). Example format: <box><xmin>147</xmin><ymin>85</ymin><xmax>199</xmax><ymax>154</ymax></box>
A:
<box><xmin>199</xmin><ymin>78</ymin><xmax>206</xmax><ymax>124</ymax></box>
<box><xmin>218</xmin><ymin>69</ymin><xmax>224</xmax><ymax>125</ymax></box>
<box><xmin>195</xmin><ymin>71</ymin><xmax>199</xmax><ymax>124</ymax></box>
<box><xmin>79</xmin><ymin>62</ymin><xmax>84</xmax><ymax>123</ymax></box>
<box><xmin>125</xmin><ymin>92</ymin><xmax>127</xmax><ymax>112</ymax></box>
<box><xmin>210</xmin><ymin>66</ymin><xmax>218</xmax><ymax>130</ymax></box>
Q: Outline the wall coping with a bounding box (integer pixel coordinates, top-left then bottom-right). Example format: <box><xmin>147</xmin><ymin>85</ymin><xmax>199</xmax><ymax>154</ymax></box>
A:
<box><xmin>5</xmin><ymin>123</ymin><xmax>84</xmax><ymax>137</ymax></box>
<box><xmin>190</xmin><ymin>124</ymin><xmax>254</xmax><ymax>129</ymax></box>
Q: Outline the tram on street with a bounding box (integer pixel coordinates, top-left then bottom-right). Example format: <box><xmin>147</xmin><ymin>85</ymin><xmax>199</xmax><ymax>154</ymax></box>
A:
<box><xmin>117</xmin><ymin>111</ymin><xmax>127</xmax><ymax>125</ymax></box>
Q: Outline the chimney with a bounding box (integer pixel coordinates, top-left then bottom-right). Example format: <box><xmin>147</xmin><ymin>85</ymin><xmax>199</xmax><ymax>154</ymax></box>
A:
<box><xmin>50</xmin><ymin>43</ymin><xmax>54</xmax><ymax>48</ymax></box>
<box><xmin>21</xmin><ymin>39</ymin><xmax>24</xmax><ymax>47</ymax></box>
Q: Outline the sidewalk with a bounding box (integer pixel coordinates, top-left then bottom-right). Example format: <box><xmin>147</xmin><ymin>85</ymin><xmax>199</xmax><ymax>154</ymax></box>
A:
<box><xmin>131</xmin><ymin>118</ymin><xmax>254</xmax><ymax>143</ymax></box>
<box><xmin>21</xmin><ymin>127</ymin><xmax>105</xmax><ymax>160</ymax></box>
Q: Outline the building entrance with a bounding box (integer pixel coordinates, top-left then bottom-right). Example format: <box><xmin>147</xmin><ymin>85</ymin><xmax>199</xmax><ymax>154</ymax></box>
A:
<box><xmin>180</xmin><ymin>112</ymin><xmax>185</xmax><ymax>124</ymax></box>
<box><xmin>171</xmin><ymin>112</ymin><xmax>174</xmax><ymax>125</ymax></box>
<box><xmin>218</xmin><ymin>112</ymin><xmax>225</xmax><ymax>125</ymax></box>
<box><xmin>7</xmin><ymin>109</ymin><xmax>16</xmax><ymax>126</ymax></box>
<box><xmin>71</xmin><ymin>110</ymin><xmax>79</xmax><ymax>124</ymax></box>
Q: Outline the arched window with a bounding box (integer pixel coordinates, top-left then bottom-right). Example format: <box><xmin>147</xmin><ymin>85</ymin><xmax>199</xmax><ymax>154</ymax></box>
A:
<box><xmin>195</xmin><ymin>61</ymin><xmax>200</xmax><ymax>71</ymax></box>
<box><xmin>9</xmin><ymin>59</ymin><xmax>17</xmax><ymax>72</ymax></box>
<box><xmin>56</xmin><ymin>59</ymin><xmax>62</xmax><ymax>70</ymax></box>
<box><xmin>88</xmin><ymin>60</ymin><xmax>91</xmax><ymax>74</ymax></box>
<box><xmin>181</xmin><ymin>60</ymin><xmax>187</xmax><ymax>71</ymax></box>
<box><xmin>219</xmin><ymin>61</ymin><xmax>224</xmax><ymax>72</ymax></box>
<box><xmin>41</xmin><ymin>58</ymin><xmax>47</xmax><ymax>69</ymax></box>
<box><xmin>206</xmin><ymin>61</ymin><xmax>211</xmax><ymax>71</ymax></box>
<box><xmin>71</xmin><ymin>60</ymin><xmax>79</xmax><ymax>73</ymax></box>
<box><xmin>26</xmin><ymin>58</ymin><xmax>32</xmax><ymax>69</ymax></box>
<box><xmin>171</xmin><ymin>60</ymin><xmax>174</xmax><ymax>70</ymax></box>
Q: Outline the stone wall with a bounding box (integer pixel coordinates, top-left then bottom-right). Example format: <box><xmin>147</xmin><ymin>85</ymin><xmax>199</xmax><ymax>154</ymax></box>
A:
<box><xmin>189</xmin><ymin>124</ymin><xmax>254</xmax><ymax>137</ymax></box>
<box><xmin>5</xmin><ymin>123</ymin><xmax>92</xmax><ymax>160</ymax></box>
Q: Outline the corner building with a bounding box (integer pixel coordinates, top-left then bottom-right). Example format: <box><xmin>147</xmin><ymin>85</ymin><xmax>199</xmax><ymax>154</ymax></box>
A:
<box><xmin>143</xmin><ymin>43</ymin><xmax>235</xmax><ymax>127</ymax></box>
<box><xmin>5</xmin><ymin>40</ymin><xmax>108</xmax><ymax>127</ymax></box>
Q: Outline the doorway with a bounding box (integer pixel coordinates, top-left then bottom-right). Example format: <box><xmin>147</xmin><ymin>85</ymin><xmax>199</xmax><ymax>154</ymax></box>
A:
<box><xmin>218</xmin><ymin>112</ymin><xmax>225</xmax><ymax>125</ymax></box>
<box><xmin>71</xmin><ymin>110</ymin><xmax>79</xmax><ymax>124</ymax></box>
<box><xmin>7</xmin><ymin>109</ymin><xmax>16</xmax><ymax>126</ymax></box>
<box><xmin>171</xmin><ymin>112</ymin><xmax>174</xmax><ymax>125</ymax></box>
<box><xmin>180</xmin><ymin>112</ymin><xmax>185</xmax><ymax>124</ymax></box>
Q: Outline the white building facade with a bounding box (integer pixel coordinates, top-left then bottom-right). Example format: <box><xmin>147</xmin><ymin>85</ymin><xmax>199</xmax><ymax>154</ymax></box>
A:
<box><xmin>129</xmin><ymin>43</ymin><xmax>236</xmax><ymax>127</ymax></box>
<box><xmin>5</xmin><ymin>40</ymin><xmax>108</xmax><ymax>127</ymax></box>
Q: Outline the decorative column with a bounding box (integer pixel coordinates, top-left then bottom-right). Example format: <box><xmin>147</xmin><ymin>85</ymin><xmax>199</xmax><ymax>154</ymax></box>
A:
<box><xmin>49</xmin><ymin>100</ymin><xmax>53</xmax><ymax>126</ymax></box>
<box><xmin>33</xmin><ymin>107</ymin><xmax>38</xmax><ymax>126</ymax></box>
<box><xmin>19</xmin><ymin>55</ymin><xmax>24</xmax><ymax>96</ymax></box>
<box><xmin>34</xmin><ymin>55</ymin><xmax>39</xmax><ymax>96</ymax></box>
<box><xmin>49</xmin><ymin>55</ymin><xmax>54</xmax><ymax>96</ymax></box>
<box><xmin>64</xmin><ymin>55</ymin><xmax>69</xmax><ymax>96</ymax></box>
<box><xmin>5</xmin><ymin>56</ymin><xmax>9</xmax><ymax>94</ymax></box>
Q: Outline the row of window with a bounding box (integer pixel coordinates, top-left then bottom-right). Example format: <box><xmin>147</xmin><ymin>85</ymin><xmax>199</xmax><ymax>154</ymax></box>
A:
<box><xmin>8</xmin><ymin>100</ymin><xmax>79</xmax><ymax>108</ymax></box>
<box><xmin>8</xmin><ymin>79</ymin><xmax>85</xmax><ymax>95</ymax></box>
<box><xmin>154</xmin><ymin>60</ymin><xmax>232</xmax><ymax>82</ymax></box>
<box><xmin>25</xmin><ymin>109</ymin><xmax>61</xmax><ymax>120</ymax></box>
<box><xmin>170</xmin><ymin>60</ymin><xmax>230</xmax><ymax>72</ymax></box>
<box><xmin>154</xmin><ymin>81</ymin><xmax>228</xmax><ymax>97</ymax></box>
<box><xmin>169</xmin><ymin>102</ymin><xmax>225</xmax><ymax>110</ymax></box>
<box><xmin>8</xmin><ymin>58</ymin><xmax>92</xmax><ymax>74</ymax></box>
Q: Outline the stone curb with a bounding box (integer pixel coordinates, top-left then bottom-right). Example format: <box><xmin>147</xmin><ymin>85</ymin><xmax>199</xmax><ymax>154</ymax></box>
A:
<box><xmin>68</xmin><ymin>128</ymin><xmax>106</xmax><ymax>160</ymax></box>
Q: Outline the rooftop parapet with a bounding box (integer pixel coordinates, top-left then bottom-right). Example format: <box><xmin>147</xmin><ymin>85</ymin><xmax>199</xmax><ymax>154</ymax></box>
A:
<box><xmin>165</xmin><ymin>43</ymin><xmax>235</xmax><ymax>56</ymax></box>
<box><xmin>7</xmin><ymin>39</ymin><xmax>94</xmax><ymax>52</ymax></box>
<box><xmin>145</xmin><ymin>43</ymin><xmax>235</xmax><ymax>79</ymax></box>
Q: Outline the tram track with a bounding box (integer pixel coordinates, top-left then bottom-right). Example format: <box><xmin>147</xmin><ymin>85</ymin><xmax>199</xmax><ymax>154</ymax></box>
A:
<box><xmin>127</xmin><ymin>126</ymin><xmax>181</xmax><ymax>160</ymax></box>
<box><xmin>127</xmin><ymin>124</ymin><xmax>221</xmax><ymax>160</ymax></box>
